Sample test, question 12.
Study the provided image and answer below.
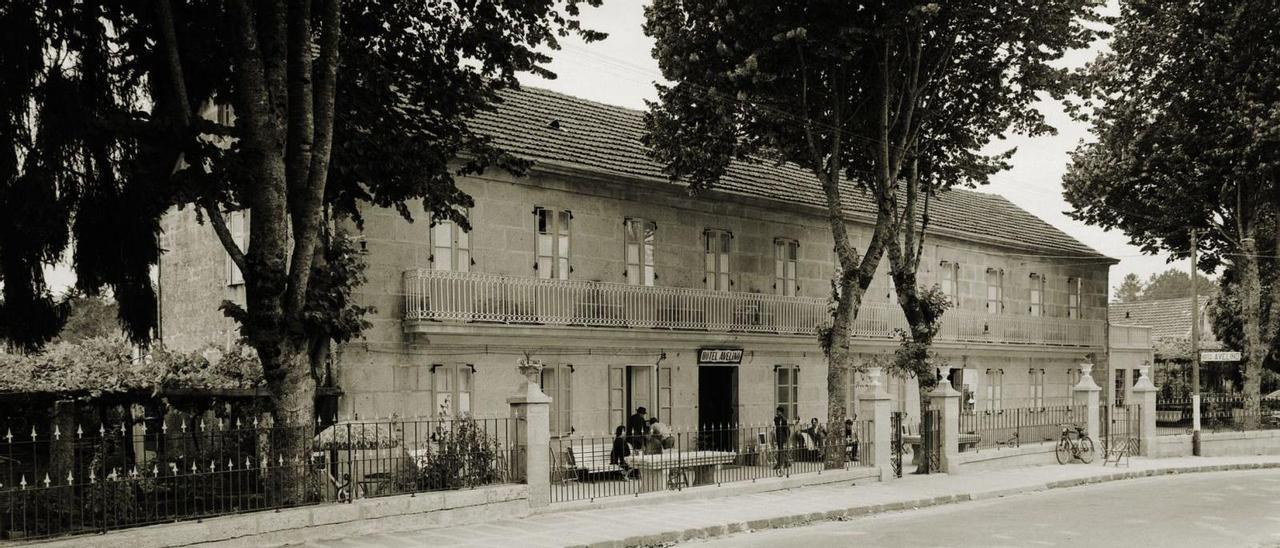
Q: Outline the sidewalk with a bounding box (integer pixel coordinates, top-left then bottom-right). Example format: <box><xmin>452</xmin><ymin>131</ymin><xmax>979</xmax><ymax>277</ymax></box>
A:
<box><xmin>259</xmin><ymin>455</ymin><xmax>1280</xmax><ymax>548</ymax></box>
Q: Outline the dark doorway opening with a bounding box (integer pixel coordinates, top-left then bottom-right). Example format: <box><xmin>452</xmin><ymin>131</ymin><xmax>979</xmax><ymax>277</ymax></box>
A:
<box><xmin>699</xmin><ymin>366</ymin><xmax>738</xmax><ymax>451</ymax></box>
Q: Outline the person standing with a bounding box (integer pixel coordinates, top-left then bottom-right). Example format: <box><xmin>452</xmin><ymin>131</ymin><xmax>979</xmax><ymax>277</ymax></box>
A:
<box><xmin>773</xmin><ymin>406</ymin><xmax>791</xmax><ymax>470</ymax></box>
<box><xmin>627</xmin><ymin>407</ymin><xmax>649</xmax><ymax>449</ymax></box>
<box><xmin>610</xmin><ymin>426</ymin><xmax>636</xmax><ymax>479</ymax></box>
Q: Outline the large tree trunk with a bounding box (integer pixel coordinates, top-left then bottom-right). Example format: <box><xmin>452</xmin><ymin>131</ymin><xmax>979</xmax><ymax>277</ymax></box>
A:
<box><xmin>824</xmin><ymin>273</ymin><xmax>864</xmax><ymax>470</ymax></box>
<box><xmin>1238</xmin><ymin>234</ymin><xmax>1264</xmax><ymax>428</ymax></box>
<box><xmin>260</xmin><ymin>340</ymin><xmax>318</xmax><ymax>504</ymax></box>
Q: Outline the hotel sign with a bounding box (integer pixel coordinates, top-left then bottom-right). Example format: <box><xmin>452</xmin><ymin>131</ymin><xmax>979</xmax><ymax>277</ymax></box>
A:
<box><xmin>698</xmin><ymin>348</ymin><xmax>744</xmax><ymax>365</ymax></box>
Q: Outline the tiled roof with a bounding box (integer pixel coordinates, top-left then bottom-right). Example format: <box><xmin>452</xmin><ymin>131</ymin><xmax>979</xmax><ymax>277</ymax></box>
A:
<box><xmin>470</xmin><ymin>86</ymin><xmax>1113</xmax><ymax>260</ymax></box>
<box><xmin>1109</xmin><ymin>297</ymin><xmax>1217</xmax><ymax>341</ymax></box>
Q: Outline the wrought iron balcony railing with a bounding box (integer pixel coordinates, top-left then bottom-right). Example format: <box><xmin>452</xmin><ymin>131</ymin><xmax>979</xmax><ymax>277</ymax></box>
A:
<box><xmin>403</xmin><ymin>269</ymin><xmax>1104</xmax><ymax>347</ymax></box>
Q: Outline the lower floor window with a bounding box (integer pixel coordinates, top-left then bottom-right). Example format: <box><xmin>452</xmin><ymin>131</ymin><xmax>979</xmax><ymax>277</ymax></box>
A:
<box><xmin>432</xmin><ymin>363</ymin><xmax>473</xmax><ymax>417</ymax></box>
<box><xmin>775</xmin><ymin>365</ymin><xmax>799</xmax><ymax>422</ymax></box>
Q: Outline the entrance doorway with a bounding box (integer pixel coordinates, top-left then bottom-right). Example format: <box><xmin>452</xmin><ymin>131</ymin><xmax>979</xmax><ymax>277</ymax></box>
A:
<box><xmin>699</xmin><ymin>366</ymin><xmax>738</xmax><ymax>451</ymax></box>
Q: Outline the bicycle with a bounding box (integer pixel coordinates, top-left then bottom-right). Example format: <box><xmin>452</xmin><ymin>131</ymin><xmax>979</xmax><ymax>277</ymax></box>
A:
<box><xmin>1055</xmin><ymin>423</ymin><xmax>1094</xmax><ymax>464</ymax></box>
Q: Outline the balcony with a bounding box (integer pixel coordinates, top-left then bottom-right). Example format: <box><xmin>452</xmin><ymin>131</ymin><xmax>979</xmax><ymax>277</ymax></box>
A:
<box><xmin>403</xmin><ymin>269</ymin><xmax>1105</xmax><ymax>348</ymax></box>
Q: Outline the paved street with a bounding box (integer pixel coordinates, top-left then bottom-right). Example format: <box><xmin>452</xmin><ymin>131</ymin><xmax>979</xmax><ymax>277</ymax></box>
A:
<box><xmin>696</xmin><ymin>468</ymin><xmax>1280</xmax><ymax>548</ymax></box>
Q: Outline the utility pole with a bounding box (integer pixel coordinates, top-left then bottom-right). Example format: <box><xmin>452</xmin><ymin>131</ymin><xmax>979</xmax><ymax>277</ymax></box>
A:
<box><xmin>1190</xmin><ymin>228</ymin><xmax>1201</xmax><ymax>456</ymax></box>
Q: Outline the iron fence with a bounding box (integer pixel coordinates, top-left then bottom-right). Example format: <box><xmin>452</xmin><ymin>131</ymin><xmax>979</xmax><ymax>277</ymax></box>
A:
<box><xmin>1099</xmin><ymin>404</ymin><xmax>1142</xmax><ymax>458</ymax></box>
<box><xmin>958</xmin><ymin>404</ymin><xmax>1086</xmax><ymax>452</ymax></box>
<box><xmin>549</xmin><ymin>420</ymin><xmax>873</xmax><ymax>503</ymax></box>
<box><xmin>1156</xmin><ymin>394</ymin><xmax>1280</xmax><ymax>433</ymax></box>
<box><xmin>0</xmin><ymin>415</ymin><xmax>522</xmax><ymax>540</ymax></box>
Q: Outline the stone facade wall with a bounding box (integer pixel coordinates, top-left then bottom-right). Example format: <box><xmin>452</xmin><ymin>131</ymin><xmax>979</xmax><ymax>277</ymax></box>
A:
<box><xmin>157</xmin><ymin>165</ymin><xmax>1111</xmax><ymax>433</ymax></box>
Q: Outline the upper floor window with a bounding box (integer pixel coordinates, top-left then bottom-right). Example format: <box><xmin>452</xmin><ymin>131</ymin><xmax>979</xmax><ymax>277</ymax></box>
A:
<box><xmin>985</xmin><ymin>268</ymin><xmax>1004</xmax><ymax>315</ymax></box>
<box><xmin>939</xmin><ymin>260</ymin><xmax>959</xmax><ymax>305</ymax></box>
<box><xmin>624</xmin><ymin>218</ymin><xmax>656</xmax><ymax>286</ymax></box>
<box><xmin>775</xmin><ymin>365</ymin><xmax>799</xmax><ymax>422</ymax></box>
<box><xmin>1028</xmin><ymin>273</ymin><xmax>1044</xmax><ymax>317</ymax></box>
<box><xmin>431</xmin><ymin>213</ymin><xmax>470</xmax><ymax>272</ymax></box>
<box><xmin>704</xmin><ymin>229</ymin><xmax>732</xmax><ymax>291</ymax></box>
<box><xmin>535</xmin><ymin>208</ymin><xmax>571</xmax><ymax>280</ymax></box>
<box><xmin>225</xmin><ymin>210</ymin><xmax>248</xmax><ymax>286</ymax></box>
<box><xmin>1067</xmin><ymin>277</ymin><xmax>1082</xmax><ymax>319</ymax></box>
<box><xmin>774</xmin><ymin>238</ymin><xmax>799</xmax><ymax>296</ymax></box>
<box><xmin>432</xmin><ymin>363</ymin><xmax>473</xmax><ymax>417</ymax></box>
<box><xmin>541</xmin><ymin>363</ymin><xmax>574</xmax><ymax>436</ymax></box>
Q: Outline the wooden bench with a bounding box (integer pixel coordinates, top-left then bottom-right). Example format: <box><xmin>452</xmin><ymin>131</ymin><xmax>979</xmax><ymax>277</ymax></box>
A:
<box><xmin>565</xmin><ymin>442</ymin><xmax>626</xmax><ymax>479</ymax></box>
<box><xmin>626</xmin><ymin>450</ymin><xmax>736</xmax><ymax>493</ymax></box>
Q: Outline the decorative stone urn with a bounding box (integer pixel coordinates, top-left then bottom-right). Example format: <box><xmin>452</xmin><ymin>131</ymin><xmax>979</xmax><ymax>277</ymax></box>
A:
<box><xmin>513</xmin><ymin>357</ymin><xmax>550</xmax><ymax>402</ymax></box>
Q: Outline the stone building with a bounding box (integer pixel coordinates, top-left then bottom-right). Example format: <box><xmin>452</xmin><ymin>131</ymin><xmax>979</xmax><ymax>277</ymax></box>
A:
<box><xmin>158</xmin><ymin>87</ymin><xmax>1114</xmax><ymax>435</ymax></box>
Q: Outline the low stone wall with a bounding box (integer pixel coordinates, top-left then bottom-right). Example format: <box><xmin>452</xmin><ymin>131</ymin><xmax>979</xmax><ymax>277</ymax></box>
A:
<box><xmin>1151</xmin><ymin>430</ymin><xmax>1280</xmax><ymax>458</ymax></box>
<box><xmin>954</xmin><ymin>442</ymin><xmax>1060</xmax><ymax>472</ymax></box>
<box><xmin>29</xmin><ymin>484</ymin><xmax>529</xmax><ymax>548</ymax></box>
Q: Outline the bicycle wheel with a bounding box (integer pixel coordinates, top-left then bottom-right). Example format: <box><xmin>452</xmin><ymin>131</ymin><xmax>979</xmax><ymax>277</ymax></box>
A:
<box><xmin>1077</xmin><ymin>437</ymin><xmax>1095</xmax><ymax>464</ymax></box>
<box><xmin>1055</xmin><ymin>438</ymin><xmax>1072</xmax><ymax>465</ymax></box>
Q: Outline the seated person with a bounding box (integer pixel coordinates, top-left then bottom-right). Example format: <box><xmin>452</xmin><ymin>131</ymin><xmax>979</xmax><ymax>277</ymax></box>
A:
<box><xmin>800</xmin><ymin>418</ymin><xmax>827</xmax><ymax>448</ymax></box>
<box><xmin>609</xmin><ymin>426</ymin><xmax>637</xmax><ymax>479</ymax></box>
<box><xmin>647</xmin><ymin>417</ymin><xmax>675</xmax><ymax>453</ymax></box>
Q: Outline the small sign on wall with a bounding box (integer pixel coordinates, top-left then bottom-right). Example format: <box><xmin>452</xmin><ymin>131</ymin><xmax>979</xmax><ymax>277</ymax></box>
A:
<box><xmin>698</xmin><ymin>348</ymin><xmax>744</xmax><ymax>365</ymax></box>
<box><xmin>1200</xmin><ymin>351</ymin><xmax>1242</xmax><ymax>362</ymax></box>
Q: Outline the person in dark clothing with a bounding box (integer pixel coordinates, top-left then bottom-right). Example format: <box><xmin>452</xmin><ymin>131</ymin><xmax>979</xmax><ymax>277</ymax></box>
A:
<box><xmin>844</xmin><ymin>418</ymin><xmax>859</xmax><ymax>462</ymax></box>
<box><xmin>627</xmin><ymin>407</ymin><xmax>649</xmax><ymax>449</ymax></box>
<box><xmin>773</xmin><ymin>406</ymin><xmax>791</xmax><ymax>469</ymax></box>
<box><xmin>610</xmin><ymin>426</ymin><xmax>635</xmax><ymax>479</ymax></box>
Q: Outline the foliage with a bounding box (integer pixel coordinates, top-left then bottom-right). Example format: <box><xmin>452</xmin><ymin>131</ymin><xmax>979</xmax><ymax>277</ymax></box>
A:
<box><xmin>885</xmin><ymin>285</ymin><xmax>952</xmax><ymax>390</ymax></box>
<box><xmin>1065</xmin><ymin>0</ymin><xmax>1280</xmax><ymax>410</ymax></box>
<box><xmin>0</xmin><ymin>337</ymin><xmax>263</xmax><ymax>395</ymax></box>
<box><xmin>0</xmin><ymin>1</ymin><xmax>605</xmax><ymax>430</ymax></box>
<box><xmin>1140</xmin><ymin>269</ymin><xmax>1217</xmax><ymax>302</ymax></box>
<box><xmin>54</xmin><ymin>291</ymin><xmax>121</xmax><ymax>344</ymax></box>
<box><xmin>1113</xmin><ymin>273</ymin><xmax>1143</xmax><ymax>304</ymax></box>
<box><xmin>417</xmin><ymin>419</ymin><xmax>503</xmax><ymax>490</ymax></box>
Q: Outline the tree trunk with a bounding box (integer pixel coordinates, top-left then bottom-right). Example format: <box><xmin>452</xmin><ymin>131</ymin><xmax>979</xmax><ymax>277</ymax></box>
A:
<box><xmin>262</xmin><ymin>340</ymin><xmax>318</xmax><ymax>504</ymax></box>
<box><xmin>823</xmin><ymin>274</ymin><xmax>864</xmax><ymax>470</ymax></box>
<box><xmin>1238</xmin><ymin>235</ymin><xmax>1264</xmax><ymax>428</ymax></box>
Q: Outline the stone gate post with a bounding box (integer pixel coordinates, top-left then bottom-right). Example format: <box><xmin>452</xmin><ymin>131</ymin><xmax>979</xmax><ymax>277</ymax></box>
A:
<box><xmin>509</xmin><ymin>358</ymin><xmax>552</xmax><ymax>507</ymax></box>
<box><xmin>858</xmin><ymin>367</ymin><xmax>893</xmax><ymax>481</ymax></box>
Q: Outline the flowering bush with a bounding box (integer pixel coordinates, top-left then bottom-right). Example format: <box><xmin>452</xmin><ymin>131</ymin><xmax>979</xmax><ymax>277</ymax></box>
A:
<box><xmin>0</xmin><ymin>337</ymin><xmax>263</xmax><ymax>395</ymax></box>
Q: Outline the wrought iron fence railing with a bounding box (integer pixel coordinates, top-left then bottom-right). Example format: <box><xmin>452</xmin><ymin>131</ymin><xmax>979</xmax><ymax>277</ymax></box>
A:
<box><xmin>958</xmin><ymin>404</ymin><xmax>1087</xmax><ymax>452</ymax></box>
<box><xmin>549</xmin><ymin>420</ymin><xmax>873</xmax><ymax>503</ymax></box>
<box><xmin>0</xmin><ymin>415</ymin><xmax>523</xmax><ymax>541</ymax></box>
<box><xmin>1155</xmin><ymin>394</ymin><xmax>1280</xmax><ymax>433</ymax></box>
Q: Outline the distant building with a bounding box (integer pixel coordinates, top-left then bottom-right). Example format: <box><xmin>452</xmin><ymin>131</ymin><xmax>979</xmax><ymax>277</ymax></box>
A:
<box><xmin>1109</xmin><ymin>297</ymin><xmax>1222</xmax><ymax>398</ymax></box>
<box><xmin>158</xmin><ymin>87</ymin><xmax>1114</xmax><ymax>433</ymax></box>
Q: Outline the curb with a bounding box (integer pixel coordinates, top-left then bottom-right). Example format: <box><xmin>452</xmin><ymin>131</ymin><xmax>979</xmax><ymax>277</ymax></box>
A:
<box><xmin>567</xmin><ymin>462</ymin><xmax>1280</xmax><ymax>548</ymax></box>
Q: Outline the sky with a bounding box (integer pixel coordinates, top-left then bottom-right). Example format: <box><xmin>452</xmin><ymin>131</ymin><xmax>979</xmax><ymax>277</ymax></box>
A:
<box><xmin>514</xmin><ymin>1</ymin><xmax>1189</xmax><ymax>299</ymax></box>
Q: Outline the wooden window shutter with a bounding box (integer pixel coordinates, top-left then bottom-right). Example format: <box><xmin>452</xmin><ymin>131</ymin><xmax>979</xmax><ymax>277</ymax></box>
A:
<box><xmin>658</xmin><ymin>366</ymin><xmax>673</xmax><ymax>423</ymax></box>
<box><xmin>608</xmin><ymin>365</ymin><xmax>625</xmax><ymax>429</ymax></box>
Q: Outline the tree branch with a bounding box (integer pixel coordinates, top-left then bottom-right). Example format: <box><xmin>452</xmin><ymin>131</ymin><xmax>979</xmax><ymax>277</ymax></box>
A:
<box><xmin>204</xmin><ymin>201</ymin><xmax>248</xmax><ymax>276</ymax></box>
<box><xmin>285</xmin><ymin>0</ymin><xmax>342</xmax><ymax>318</ymax></box>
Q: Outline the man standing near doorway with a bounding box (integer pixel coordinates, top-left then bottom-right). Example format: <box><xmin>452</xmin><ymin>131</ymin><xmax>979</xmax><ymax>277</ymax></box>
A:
<box><xmin>774</xmin><ymin>406</ymin><xmax>791</xmax><ymax>470</ymax></box>
<box><xmin>627</xmin><ymin>407</ymin><xmax>649</xmax><ymax>449</ymax></box>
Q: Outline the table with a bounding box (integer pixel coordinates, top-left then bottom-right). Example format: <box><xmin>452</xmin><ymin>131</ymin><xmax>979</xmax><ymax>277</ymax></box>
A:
<box><xmin>626</xmin><ymin>451</ymin><xmax>737</xmax><ymax>493</ymax></box>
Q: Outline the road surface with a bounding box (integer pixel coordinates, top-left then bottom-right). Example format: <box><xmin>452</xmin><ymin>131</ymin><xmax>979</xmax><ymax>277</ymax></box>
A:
<box><xmin>695</xmin><ymin>469</ymin><xmax>1280</xmax><ymax>548</ymax></box>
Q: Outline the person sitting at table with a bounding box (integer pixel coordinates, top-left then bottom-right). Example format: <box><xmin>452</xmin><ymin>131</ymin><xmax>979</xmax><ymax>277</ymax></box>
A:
<box><xmin>647</xmin><ymin>417</ymin><xmax>675</xmax><ymax>454</ymax></box>
<box><xmin>801</xmin><ymin>417</ymin><xmax>827</xmax><ymax>449</ymax></box>
<box><xmin>609</xmin><ymin>426</ymin><xmax>637</xmax><ymax>479</ymax></box>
